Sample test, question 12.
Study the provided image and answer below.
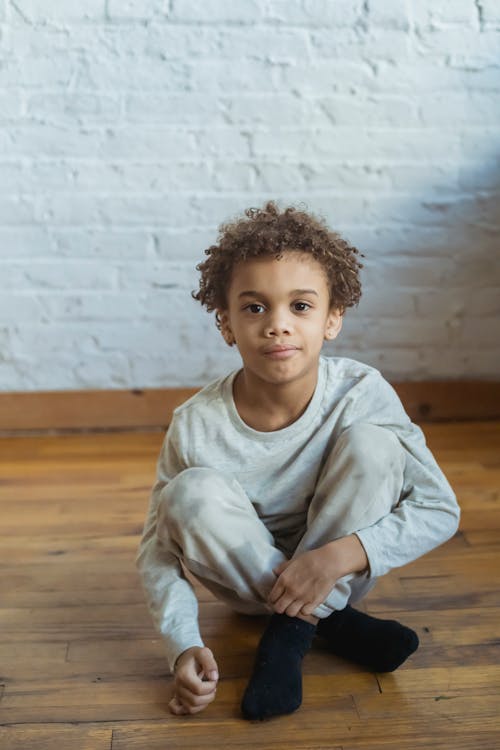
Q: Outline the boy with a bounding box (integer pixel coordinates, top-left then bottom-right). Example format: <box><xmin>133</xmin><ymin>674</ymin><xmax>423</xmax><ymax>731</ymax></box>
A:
<box><xmin>136</xmin><ymin>201</ymin><xmax>460</xmax><ymax>721</ymax></box>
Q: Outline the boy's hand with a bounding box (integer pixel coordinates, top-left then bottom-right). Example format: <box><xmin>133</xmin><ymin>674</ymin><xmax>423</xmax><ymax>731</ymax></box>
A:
<box><xmin>268</xmin><ymin>537</ymin><xmax>368</xmax><ymax>618</ymax></box>
<box><xmin>168</xmin><ymin>646</ymin><xmax>219</xmax><ymax>716</ymax></box>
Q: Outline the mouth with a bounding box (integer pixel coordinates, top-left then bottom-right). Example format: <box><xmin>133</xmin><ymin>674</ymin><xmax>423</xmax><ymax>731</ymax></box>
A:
<box><xmin>263</xmin><ymin>345</ymin><xmax>299</xmax><ymax>359</ymax></box>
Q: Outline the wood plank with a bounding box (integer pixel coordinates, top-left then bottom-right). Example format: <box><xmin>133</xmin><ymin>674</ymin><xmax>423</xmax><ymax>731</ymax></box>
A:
<box><xmin>0</xmin><ymin>726</ymin><xmax>112</xmax><ymax>750</ymax></box>
<box><xmin>1</xmin><ymin>381</ymin><xmax>499</xmax><ymax>433</ymax></box>
<box><xmin>0</xmin><ymin>388</ymin><xmax>197</xmax><ymax>432</ymax></box>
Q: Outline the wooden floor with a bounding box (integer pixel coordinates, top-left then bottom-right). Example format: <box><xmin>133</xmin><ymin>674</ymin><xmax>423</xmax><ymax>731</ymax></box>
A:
<box><xmin>0</xmin><ymin>421</ymin><xmax>499</xmax><ymax>749</ymax></box>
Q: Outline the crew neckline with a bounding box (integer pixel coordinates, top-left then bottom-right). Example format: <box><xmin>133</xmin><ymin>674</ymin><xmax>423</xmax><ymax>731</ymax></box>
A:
<box><xmin>222</xmin><ymin>356</ymin><xmax>327</xmax><ymax>441</ymax></box>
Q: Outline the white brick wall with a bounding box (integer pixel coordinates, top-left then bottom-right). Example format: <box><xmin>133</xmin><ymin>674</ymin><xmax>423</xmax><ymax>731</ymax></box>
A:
<box><xmin>1</xmin><ymin>0</ymin><xmax>499</xmax><ymax>391</ymax></box>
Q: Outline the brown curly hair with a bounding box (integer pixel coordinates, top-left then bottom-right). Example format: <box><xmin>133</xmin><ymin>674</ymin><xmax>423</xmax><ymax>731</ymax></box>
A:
<box><xmin>192</xmin><ymin>201</ymin><xmax>365</xmax><ymax>330</ymax></box>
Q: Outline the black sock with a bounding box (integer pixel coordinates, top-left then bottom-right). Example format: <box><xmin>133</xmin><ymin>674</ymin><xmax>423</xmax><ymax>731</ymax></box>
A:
<box><xmin>241</xmin><ymin>613</ymin><xmax>317</xmax><ymax>721</ymax></box>
<box><xmin>316</xmin><ymin>605</ymin><xmax>419</xmax><ymax>672</ymax></box>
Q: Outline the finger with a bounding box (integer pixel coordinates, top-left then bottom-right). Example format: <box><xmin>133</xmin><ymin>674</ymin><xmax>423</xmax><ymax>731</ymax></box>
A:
<box><xmin>176</xmin><ymin>684</ymin><xmax>217</xmax><ymax>709</ymax></box>
<box><xmin>273</xmin><ymin>560</ymin><xmax>288</xmax><ymax>576</ymax></box>
<box><xmin>197</xmin><ymin>647</ymin><xmax>219</xmax><ymax>683</ymax></box>
<box><xmin>268</xmin><ymin>581</ymin><xmax>286</xmax><ymax>604</ymax></box>
<box><xmin>285</xmin><ymin>599</ymin><xmax>305</xmax><ymax>618</ymax></box>
<box><xmin>300</xmin><ymin>602</ymin><xmax>317</xmax><ymax>616</ymax></box>
<box><xmin>272</xmin><ymin>593</ymin><xmax>295</xmax><ymax>614</ymax></box>
<box><xmin>168</xmin><ymin>696</ymin><xmax>189</xmax><ymax>715</ymax></box>
<box><xmin>181</xmin><ymin>677</ymin><xmax>217</xmax><ymax>696</ymax></box>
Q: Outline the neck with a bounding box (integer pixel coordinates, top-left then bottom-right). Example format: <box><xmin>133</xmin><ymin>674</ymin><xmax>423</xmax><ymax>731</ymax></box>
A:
<box><xmin>233</xmin><ymin>365</ymin><xmax>319</xmax><ymax>431</ymax></box>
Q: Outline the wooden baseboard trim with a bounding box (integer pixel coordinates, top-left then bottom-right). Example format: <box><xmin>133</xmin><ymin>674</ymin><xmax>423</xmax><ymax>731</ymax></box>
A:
<box><xmin>0</xmin><ymin>381</ymin><xmax>499</xmax><ymax>433</ymax></box>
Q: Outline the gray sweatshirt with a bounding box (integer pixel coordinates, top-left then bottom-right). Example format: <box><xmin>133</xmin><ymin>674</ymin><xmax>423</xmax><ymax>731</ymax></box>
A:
<box><xmin>136</xmin><ymin>355</ymin><xmax>460</xmax><ymax>673</ymax></box>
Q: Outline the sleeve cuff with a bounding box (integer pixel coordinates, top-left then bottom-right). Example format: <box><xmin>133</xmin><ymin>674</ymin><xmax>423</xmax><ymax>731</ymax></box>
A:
<box><xmin>354</xmin><ymin>529</ymin><xmax>384</xmax><ymax>579</ymax></box>
<box><xmin>162</xmin><ymin>631</ymin><xmax>206</xmax><ymax>675</ymax></box>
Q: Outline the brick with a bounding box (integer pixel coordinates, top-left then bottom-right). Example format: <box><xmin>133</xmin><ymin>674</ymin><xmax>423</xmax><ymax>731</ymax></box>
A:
<box><xmin>26</xmin><ymin>94</ymin><xmax>121</xmax><ymax>122</ymax></box>
<box><xmin>0</xmin><ymin>92</ymin><xmax>22</xmax><ymax>119</ymax></box>
<box><xmin>152</xmin><ymin>229</ymin><xmax>220</xmax><ymax>261</ymax></box>
<box><xmin>457</xmin><ymin>350</ymin><xmax>500</xmax><ymax>377</ymax></box>
<box><xmin>106</xmin><ymin>0</ymin><xmax>166</xmax><ymax>21</ymax></box>
<box><xmin>0</xmin><ymin>228</ymin><xmax>53</xmax><ymax>258</ymax></box>
<box><xmin>360</xmin><ymin>318</ymin><xmax>450</xmax><ymax>347</ymax></box>
<box><xmin>42</xmin><ymin>292</ymin><xmax>144</xmax><ymax>320</ymax></box>
<box><xmin>412</xmin><ymin>1</ymin><xmax>477</xmax><ymax>30</ymax></box>
<box><xmin>367</xmin><ymin>0</ymin><xmax>410</xmax><ymax>30</ymax></box>
<box><xmin>319</xmin><ymin>93</ymin><xmax>417</xmax><ymax>126</ymax></box>
<box><xmin>0</xmin><ymin>294</ymin><xmax>47</xmax><ymax>323</ymax></box>
<box><xmin>170</xmin><ymin>0</ymin><xmax>264</xmax><ymax>23</ymax></box>
<box><xmin>282</xmin><ymin>60</ymin><xmax>375</xmax><ymax>93</ymax></box>
<box><xmin>221</xmin><ymin>94</ymin><xmax>325</xmax><ymax>127</ymax></box>
<box><xmin>195</xmin><ymin>129</ymin><xmax>251</xmax><ymax>158</ymax></box>
<box><xmin>265</xmin><ymin>0</ymin><xmax>366</xmax><ymax>27</ymax></box>
<box><xmin>72</xmin><ymin>161</ymin><xmax>214</xmax><ymax>192</ymax></box>
<box><xmin>362</xmin><ymin>256</ymin><xmax>456</xmax><ymax>289</ymax></box>
<box><xmin>413</xmin><ymin>29</ymin><xmax>500</xmax><ymax>65</ymax></box>
<box><xmin>354</xmin><ymin>287</ymin><xmax>415</xmax><ymax>317</ymax></box>
<box><xmin>310</xmin><ymin>28</ymin><xmax>411</xmax><ymax>61</ymax></box>
<box><xmin>9</xmin><ymin>125</ymin><xmax>102</xmax><ymax>158</ymax></box>
<box><xmin>461</xmin><ymin>316</ymin><xmax>499</xmax><ymax>347</ymax></box>
<box><xmin>367</xmin><ymin>61</ymin><xmax>500</xmax><ymax>94</ymax></box>
<box><xmin>188</xmin><ymin>60</ymin><xmax>282</xmax><ymax>92</ymax></box>
<box><xmin>0</xmin><ymin>56</ymin><xmax>76</xmax><ymax>88</ymax></box>
<box><xmin>116</xmin><ymin>260</ymin><xmax>196</xmax><ymax>290</ymax></box>
<box><xmin>102</xmin><ymin>127</ymin><xmax>196</xmax><ymax>159</ymax></box>
<box><xmin>0</xmin><ymin>261</ymin><xmax>118</xmax><ymax>290</ymax></box>
<box><xmin>39</xmin><ymin>193</ymin><xmax>199</xmax><ymax>227</ymax></box>
<box><xmin>328</xmin><ymin>345</ymin><xmax>422</xmax><ymax>379</ymax></box>
<box><xmin>8</xmin><ymin>125</ymin><xmax>195</xmax><ymax>160</ymax></box>
<box><xmin>11</xmin><ymin>0</ymin><xmax>105</xmax><ymax>23</ymax></box>
<box><xmin>0</xmin><ymin>198</ymin><xmax>36</xmax><ymax>225</ymax></box>
<box><xmin>73</xmin><ymin>351</ymin><xmax>132</xmax><ymax>388</ymax></box>
<box><xmin>80</xmin><ymin>56</ymin><xmax>191</xmax><ymax>91</ymax></box>
<box><xmin>52</xmin><ymin>229</ymin><xmax>151</xmax><ymax>259</ymax></box>
<box><xmin>481</xmin><ymin>0</ymin><xmax>500</xmax><ymax>26</ymax></box>
<box><xmin>220</xmin><ymin>27</ymin><xmax>309</xmax><ymax>59</ymax></box>
<box><xmin>417</xmin><ymin>92</ymin><xmax>500</xmax><ymax>125</ymax></box>
<box><xmin>124</xmin><ymin>93</ymin><xmax>225</xmax><ymax>124</ymax></box>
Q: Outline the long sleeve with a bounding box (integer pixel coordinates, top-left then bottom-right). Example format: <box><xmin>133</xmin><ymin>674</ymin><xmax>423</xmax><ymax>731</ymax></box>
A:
<box><xmin>135</xmin><ymin>422</ymin><xmax>205</xmax><ymax>674</ymax></box>
<box><xmin>337</xmin><ymin>372</ymin><xmax>461</xmax><ymax>578</ymax></box>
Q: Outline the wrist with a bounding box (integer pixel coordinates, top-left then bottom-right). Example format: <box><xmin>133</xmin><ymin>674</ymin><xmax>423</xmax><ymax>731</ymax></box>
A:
<box><xmin>321</xmin><ymin>534</ymin><xmax>369</xmax><ymax>577</ymax></box>
<box><xmin>174</xmin><ymin>646</ymin><xmax>197</xmax><ymax>673</ymax></box>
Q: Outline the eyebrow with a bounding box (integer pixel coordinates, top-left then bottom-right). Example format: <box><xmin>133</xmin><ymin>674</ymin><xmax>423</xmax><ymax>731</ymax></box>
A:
<box><xmin>238</xmin><ymin>289</ymin><xmax>319</xmax><ymax>299</ymax></box>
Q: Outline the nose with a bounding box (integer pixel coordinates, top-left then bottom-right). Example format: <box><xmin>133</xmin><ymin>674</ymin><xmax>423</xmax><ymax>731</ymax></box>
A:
<box><xmin>263</xmin><ymin>308</ymin><xmax>293</xmax><ymax>337</ymax></box>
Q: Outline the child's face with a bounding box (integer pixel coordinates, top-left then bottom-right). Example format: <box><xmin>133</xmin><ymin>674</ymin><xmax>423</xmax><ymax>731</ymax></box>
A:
<box><xmin>217</xmin><ymin>251</ymin><xmax>342</xmax><ymax>386</ymax></box>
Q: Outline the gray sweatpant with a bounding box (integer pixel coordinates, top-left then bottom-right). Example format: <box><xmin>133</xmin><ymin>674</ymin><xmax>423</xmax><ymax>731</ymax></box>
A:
<box><xmin>158</xmin><ymin>423</ymin><xmax>406</xmax><ymax>620</ymax></box>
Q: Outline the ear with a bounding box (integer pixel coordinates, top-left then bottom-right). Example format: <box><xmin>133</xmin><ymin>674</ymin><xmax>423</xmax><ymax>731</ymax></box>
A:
<box><xmin>324</xmin><ymin>309</ymin><xmax>343</xmax><ymax>341</ymax></box>
<box><xmin>217</xmin><ymin>310</ymin><xmax>235</xmax><ymax>347</ymax></box>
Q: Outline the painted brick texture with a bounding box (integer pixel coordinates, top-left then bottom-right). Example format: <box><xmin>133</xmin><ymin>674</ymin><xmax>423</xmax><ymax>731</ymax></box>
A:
<box><xmin>0</xmin><ymin>0</ymin><xmax>499</xmax><ymax>390</ymax></box>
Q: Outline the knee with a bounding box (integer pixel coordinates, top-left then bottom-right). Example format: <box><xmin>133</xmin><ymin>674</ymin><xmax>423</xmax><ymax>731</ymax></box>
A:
<box><xmin>157</xmin><ymin>467</ymin><xmax>233</xmax><ymax>531</ymax></box>
<box><xmin>338</xmin><ymin>423</ymin><xmax>405</xmax><ymax>478</ymax></box>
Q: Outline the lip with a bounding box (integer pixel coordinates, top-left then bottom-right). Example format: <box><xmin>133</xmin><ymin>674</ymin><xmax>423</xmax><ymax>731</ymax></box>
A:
<box><xmin>263</xmin><ymin>345</ymin><xmax>299</xmax><ymax>359</ymax></box>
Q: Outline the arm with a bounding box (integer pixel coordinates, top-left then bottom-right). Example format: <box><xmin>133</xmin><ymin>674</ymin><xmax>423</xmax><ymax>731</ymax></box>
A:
<box><xmin>353</xmin><ymin>418</ymin><xmax>460</xmax><ymax>578</ymax></box>
<box><xmin>135</xmin><ymin>421</ymin><xmax>205</xmax><ymax>674</ymax></box>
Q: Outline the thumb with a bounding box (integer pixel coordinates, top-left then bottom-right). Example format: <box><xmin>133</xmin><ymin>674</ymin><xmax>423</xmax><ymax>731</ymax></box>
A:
<box><xmin>197</xmin><ymin>646</ymin><xmax>219</xmax><ymax>682</ymax></box>
<box><xmin>273</xmin><ymin>559</ymin><xmax>289</xmax><ymax>575</ymax></box>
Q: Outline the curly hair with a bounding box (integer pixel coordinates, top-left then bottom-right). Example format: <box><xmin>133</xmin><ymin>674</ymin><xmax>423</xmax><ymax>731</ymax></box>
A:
<box><xmin>192</xmin><ymin>201</ymin><xmax>365</xmax><ymax>330</ymax></box>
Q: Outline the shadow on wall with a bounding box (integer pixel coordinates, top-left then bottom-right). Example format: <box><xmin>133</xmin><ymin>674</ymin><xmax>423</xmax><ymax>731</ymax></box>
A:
<box><xmin>325</xmin><ymin>155</ymin><xmax>500</xmax><ymax>381</ymax></box>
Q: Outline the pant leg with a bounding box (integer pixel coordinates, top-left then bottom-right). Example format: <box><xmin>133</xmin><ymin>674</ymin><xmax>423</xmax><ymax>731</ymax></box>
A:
<box><xmin>286</xmin><ymin>422</ymin><xmax>406</xmax><ymax>617</ymax></box>
<box><xmin>157</xmin><ymin>467</ymin><xmax>286</xmax><ymax>616</ymax></box>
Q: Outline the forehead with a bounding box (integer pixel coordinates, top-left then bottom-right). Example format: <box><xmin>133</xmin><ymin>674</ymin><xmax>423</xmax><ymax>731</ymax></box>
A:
<box><xmin>229</xmin><ymin>252</ymin><xmax>328</xmax><ymax>291</ymax></box>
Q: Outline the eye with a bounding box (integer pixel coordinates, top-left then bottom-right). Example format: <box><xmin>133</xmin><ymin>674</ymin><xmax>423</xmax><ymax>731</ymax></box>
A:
<box><xmin>245</xmin><ymin>303</ymin><xmax>265</xmax><ymax>314</ymax></box>
<box><xmin>293</xmin><ymin>301</ymin><xmax>311</xmax><ymax>312</ymax></box>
